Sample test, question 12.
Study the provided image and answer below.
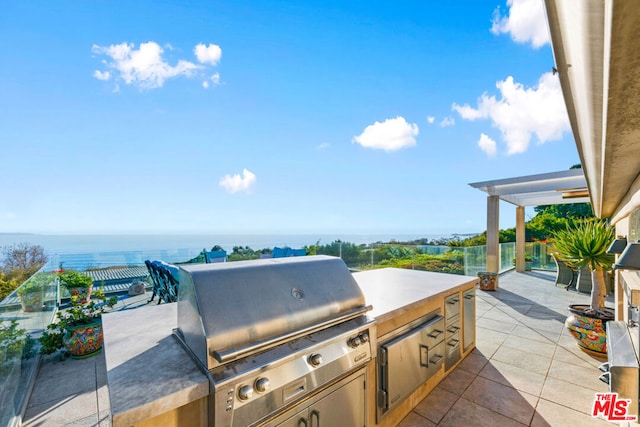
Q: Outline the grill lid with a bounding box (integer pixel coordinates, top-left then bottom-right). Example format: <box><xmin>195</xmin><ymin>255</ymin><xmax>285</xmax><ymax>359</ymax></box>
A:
<box><xmin>176</xmin><ymin>255</ymin><xmax>368</xmax><ymax>370</ymax></box>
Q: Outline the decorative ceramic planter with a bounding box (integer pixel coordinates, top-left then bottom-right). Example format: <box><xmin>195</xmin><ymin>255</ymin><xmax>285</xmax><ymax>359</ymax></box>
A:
<box><xmin>565</xmin><ymin>304</ymin><xmax>614</xmax><ymax>357</ymax></box>
<box><xmin>67</xmin><ymin>285</ymin><xmax>93</xmax><ymax>305</ymax></box>
<box><xmin>62</xmin><ymin>319</ymin><xmax>103</xmax><ymax>359</ymax></box>
<box><xmin>524</xmin><ymin>261</ymin><xmax>533</xmax><ymax>272</ymax></box>
<box><xmin>478</xmin><ymin>272</ymin><xmax>497</xmax><ymax>291</ymax></box>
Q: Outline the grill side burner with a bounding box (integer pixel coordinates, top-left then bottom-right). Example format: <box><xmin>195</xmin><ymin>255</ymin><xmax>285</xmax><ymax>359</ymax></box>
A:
<box><xmin>174</xmin><ymin>255</ymin><xmax>375</xmax><ymax>427</ymax></box>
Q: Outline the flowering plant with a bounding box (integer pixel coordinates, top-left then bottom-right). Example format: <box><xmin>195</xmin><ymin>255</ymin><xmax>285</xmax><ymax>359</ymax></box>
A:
<box><xmin>39</xmin><ymin>290</ymin><xmax>116</xmax><ymax>356</ymax></box>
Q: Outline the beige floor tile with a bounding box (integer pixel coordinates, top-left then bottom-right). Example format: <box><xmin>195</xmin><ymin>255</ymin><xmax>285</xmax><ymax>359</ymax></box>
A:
<box><xmin>540</xmin><ymin>377</ymin><xmax>605</xmax><ymax>416</ymax></box>
<box><xmin>397</xmin><ymin>412</ymin><xmax>436</xmax><ymax>427</ymax></box>
<box><xmin>491</xmin><ymin>345</ymin><xmax>553</xmax><ymax>376</ymax></box>
<box><xmin>532</xmin><ymin>398</ymin><xmax>617</xmax><ymax>426</ymax></box>
<box><xmin>438</xmin><ymin>367</ymin><xmax>476</xmax><ymax>396</ymax></box>
<box><xmin>547</xmin><ymin>359</ymin><xmax>608</xmax><ymax>392</ymax></box>
<box><xmin>523</xmin><ymin>318</ymin><xmax>566</xmax><ymax>334</ymax></box>
<box><xmin>501</xmin><ymin>334</ymin><xmax>557</xmax><ymax>358</ymax></box>
<box><xmin>481</xmin><ymin>307</ymin><xmax>522</xmax><ymax>323</ymax></box>
<box><xmin>478</xmin><ymin>359</ymin><xmax>546</xmax><ymax>396</ymax></box>
<box><xmin>554</xmin><ymin>341</ymin><xmax>605</xmax><ymax>368</ymax></box>
<box><xmin>438</xmin><ymin>396</ymin><xmax>527</xmax><ymax>427</ymax></box>
<box><xmin>456</xmin><ymin>351</ymin><xmax>489</xmax><ymax>375</ymax></box>
<box><xmin>510</xmin><ymin>324</ymin><xmax>562</xmax><ymax>345</ymax></box>
<box><xmin>412</xmin><ymin>386</ymin><xmax>458</xmax><ymax>424</ymax></box>
<box><xmin>477</xmin><ymin>317</ymin><xmax>517</xmax><ymax>333</ymax></box>
<box><xmin>462</xmin><ymin>376</ymin><xmax>538</xmax><ymax>425</ymax></box>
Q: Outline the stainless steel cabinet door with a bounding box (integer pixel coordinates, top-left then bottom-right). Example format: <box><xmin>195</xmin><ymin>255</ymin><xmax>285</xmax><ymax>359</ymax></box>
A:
<box><xmin>463</xmin><ymin>289</ymin><xmax>476</xmax><ymax>351</ymax></box>
<box><xmin>309</xmin><ymin>373</ymin><xmax>365</xmax><ymax>427</ymax></box>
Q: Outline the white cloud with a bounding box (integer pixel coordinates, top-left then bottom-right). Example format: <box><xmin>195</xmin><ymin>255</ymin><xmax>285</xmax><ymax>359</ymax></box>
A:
<box><xmin>352</xmin><ymin>116</ymin><xmax>419</xmax><ymax>152</ymax></box>
<box><xmin>93</xmin><ymin>70</ymin><xmax>110</xmax><ymax>80</ymax></box>
<box><xmin>439</xmin><ymin>117</ymin><xmax>455</xmax><ymax>127</ymax></box>
<box><xmin>92</xmin><ymin>42</ymin><xmax>200</xmax><ymax>89</ymax></box>
<box><xmin>194</xmin><ymin>43</ymin><xmax>222</xmax><ymax>66</ymax></box>
<box><xmin>452</xmin><ymin>72</ymin><xmax>570</xmax><ymax>154</ymax></box>
<box><xmin>491</xmin><ymin>0</ymin><xmax>549</xmax><ymax>48</ymax></box>
<box><xmin>427</xmin><ymin>116</ymin><xmax>435</xmax><ymax>124</ymax></box>
<box><xmin>92</xmin><ymin>41</ymin><xmax>222</xmax><ymax>90</ymax></box>
<box><xmin>202</xmin><ymin>72</ymin><xmax>221</xmax><ymax>89</ymax></box>
<box><xmin>219</xmin><ymin>169</ymin><xmax>256</xmax><ymax>194</ymax></box>
<box><xmin>478</xmin><ymin>133</ymin><xmax>497</xmax><ymax>157</ymax></box>
<box><xmin>316</xmin><ymin>142</ymin><xmax>331</xmax><ymax>150</ymax></box>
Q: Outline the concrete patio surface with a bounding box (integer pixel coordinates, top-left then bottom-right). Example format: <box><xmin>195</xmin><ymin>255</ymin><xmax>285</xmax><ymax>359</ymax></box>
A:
<box><xmin>22</xmin><ymin>270</ymin><xmax>618</xmax><ymax>426</ymax></box>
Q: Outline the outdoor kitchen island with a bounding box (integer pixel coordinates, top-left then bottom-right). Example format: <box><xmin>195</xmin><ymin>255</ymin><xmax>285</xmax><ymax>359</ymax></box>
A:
<box><xmin>102</xmin><ymin>259</ymin><xmax>477</xmax><ymax>427</ymax></box>
<box><xmin>353</xmin><ymin>268</ymin><xmax>478</xmax><ymax>427</ymax></box>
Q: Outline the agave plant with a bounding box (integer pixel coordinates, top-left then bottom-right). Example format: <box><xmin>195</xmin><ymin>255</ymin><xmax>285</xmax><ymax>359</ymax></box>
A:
<box><xmin>551</xmin><ymin>219</ymin><xmax>615</xmax><ymax>314</ymax></box>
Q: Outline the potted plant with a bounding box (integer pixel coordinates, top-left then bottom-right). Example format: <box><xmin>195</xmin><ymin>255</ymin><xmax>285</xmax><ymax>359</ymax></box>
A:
<box><xmin>512</xmin><ymin>255</ymin><xmax>535</xmax><ymax>271</ymax></box>
<box><xmin>552</xmin><ymin>219</ymin><xmax>615</xmax><ymax>356</ymax></box>
<box><xmin>39</xmin><ymin>291</ymin><xmax>117</xmax><ymax>359</ymax></box>
<box><xmin>59</xmin><ymin>270</ymin><xmax>93</xmax><ymax>304</ymax></box>
<box><xmin>16</xmin><ymin>273</ymin><xmax>49</xmax><ymax>312</ymax></box>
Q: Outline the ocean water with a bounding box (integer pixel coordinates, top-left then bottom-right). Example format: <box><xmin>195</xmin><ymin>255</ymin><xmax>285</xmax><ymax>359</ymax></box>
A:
<box><xmin>0</xmin><ymin>233</ymin><xmax>458</xmax><ymax>270</ymax></box>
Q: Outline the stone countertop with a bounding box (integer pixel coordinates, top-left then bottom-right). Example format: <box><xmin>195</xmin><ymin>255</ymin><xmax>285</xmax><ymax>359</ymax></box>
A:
<box><xmin>353</xmin><ymin>268</ymin><xmax>478</xmax><ymax>323</ymax></box>
<box><xmin>102</xmin><ymin>302</ymin><xmax>209</xmax><ymax>427</ymax></box>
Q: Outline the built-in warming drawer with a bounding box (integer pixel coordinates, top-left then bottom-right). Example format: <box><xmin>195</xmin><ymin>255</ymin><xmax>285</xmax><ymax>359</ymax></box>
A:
<box><xmin>377</xmin><ymin>314</ymin><xmax>445</xmax><ymax>420</ymax></box>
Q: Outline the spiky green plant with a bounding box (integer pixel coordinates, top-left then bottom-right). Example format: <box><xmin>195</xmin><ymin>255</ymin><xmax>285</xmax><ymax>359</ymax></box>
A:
<box><xmin>551</xmin><ymin>219</ymin><xmax>615</xmax><ymax>314</ymax></box>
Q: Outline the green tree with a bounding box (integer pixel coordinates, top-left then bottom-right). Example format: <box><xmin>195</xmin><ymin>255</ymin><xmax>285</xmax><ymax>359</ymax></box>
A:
<box><xmin>0</xmin><ymin>243</ymin><xmax>48</xmax><ymax>300</ymax></box>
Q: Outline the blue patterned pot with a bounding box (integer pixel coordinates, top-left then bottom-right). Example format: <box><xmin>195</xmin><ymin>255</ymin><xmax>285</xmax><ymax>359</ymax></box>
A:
<box><xmin>63</xmin><ymin>319</ymin><xmax>103</xmax><ymax>359</ymax></box>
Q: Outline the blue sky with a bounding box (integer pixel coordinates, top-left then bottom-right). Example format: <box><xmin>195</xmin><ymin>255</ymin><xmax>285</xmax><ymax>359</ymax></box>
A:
<box><xmin>0</xmin><ymin>0</ymin><xmax>580</xmax><ymax>236</ymax></box>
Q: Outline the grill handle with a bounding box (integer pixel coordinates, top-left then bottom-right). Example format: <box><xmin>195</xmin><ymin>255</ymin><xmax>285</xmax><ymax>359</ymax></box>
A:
<box><xmin>211</xmin><ymin>305</ymin><xmax>373</xmax><ymax>363</ymax></box>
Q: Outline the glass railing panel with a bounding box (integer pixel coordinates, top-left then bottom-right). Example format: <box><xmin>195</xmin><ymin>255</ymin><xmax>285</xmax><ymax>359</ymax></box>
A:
<box><xmin>525</xmin><ymin>242</ymin><xmax>556</xmax><ymax>271</ymax></box>
<box><xmin>499</xmin><ymin>242</ymin><xmax>515</xmax><ymax>273</ymax></box>
<box><xmin>0</xmin><ymin>268</ymin><xmax>58</xmax><ymax>427</ymax></box>
<box><xmin>463</xmin><ymin>245</ymin><xmax>486</xmax><ymax>277</ymax></box>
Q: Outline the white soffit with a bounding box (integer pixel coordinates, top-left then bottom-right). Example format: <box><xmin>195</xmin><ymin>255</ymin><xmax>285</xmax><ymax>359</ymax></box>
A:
<box><xmin>469</xmin><ymin>169</ymin><xmax>589</xmax><ymax>207</ymax></box>
<box><xmin>545</xmin><ymin>0</ymin><xmax>640</xmax><ymax>218</ymax></box>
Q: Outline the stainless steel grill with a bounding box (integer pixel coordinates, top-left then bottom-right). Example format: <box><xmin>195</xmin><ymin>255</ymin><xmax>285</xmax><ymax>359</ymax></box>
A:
<box><xmin>174</xmin><ymin>255</ymin><xmax>375</xmax><ymax>427</ymax></box>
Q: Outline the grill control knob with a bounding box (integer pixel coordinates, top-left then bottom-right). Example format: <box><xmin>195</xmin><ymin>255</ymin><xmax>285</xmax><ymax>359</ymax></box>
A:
<box><xmin>360</xmin><ymin>332</ymin><xmax>369</xmax><ymax>343</ymax></box>
<box><xmin>308</xmin><ymin>353</ymin><xmax>323</xmax><ymax>367</ymax></box>
<box><xmin>238</xmin><ymin>385</ymin><xmax>253</xmax><ymax>401</ymax></box>
<box><xmin>349</xmin><ymin>336</ymin><xmax>362</xmax><ymax>347</ymax></box>
<box><xmin>254</xmin><ymin>377</ymin><xmax>270</xmax><ymax>393</ymax></box>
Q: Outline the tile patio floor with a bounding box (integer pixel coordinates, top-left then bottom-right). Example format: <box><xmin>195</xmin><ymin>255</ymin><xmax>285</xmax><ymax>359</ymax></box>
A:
<box><xmin>22</xmin><ymin>270</ymin><xmax>620</xmax><ymax>426</ymax></box>
<box><xmin>398</xmin><ymin>270</ymin><xmax>618</xmax><ymax>427</ymax></box>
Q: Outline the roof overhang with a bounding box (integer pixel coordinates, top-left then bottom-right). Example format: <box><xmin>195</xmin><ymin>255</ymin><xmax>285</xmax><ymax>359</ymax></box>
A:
<box><xmin>544</xmin><ymin>0</ymin><xmax>640</xmax><ymax>218</ymax></box>
<box><xmin>469</xmin><ymin>169</ymin><xmax>589</xmax><ymax>207</ymax></box>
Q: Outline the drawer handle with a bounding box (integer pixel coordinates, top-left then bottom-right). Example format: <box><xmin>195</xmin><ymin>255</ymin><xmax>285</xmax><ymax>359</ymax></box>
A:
<box><xmin>447</xmin><ymin>300</ymin><xmax>459</xmax><ymax>305</ymax></box>
<box><xmin>430</xmin><ymin>354</ymin><xmax>444</xmax><ymax>365</ymax></box>
<box><xmin>599</xmin><ymin>372</ymin><xmax>610</xmax><ymax>385</ymax></box>
<box><xmin>427</xmin><ymin>329</ymin><xmax>443</xmax><ymax>339</ymax></box>
<box><xmin>447</xmin><ymin>326</ymin><xmax>459</xmax><ymax>333</ymax></box>
<box><xmin>447</xmin><ymin>339</ymin><xmax>459</xmax><ymax>347</ymax></box>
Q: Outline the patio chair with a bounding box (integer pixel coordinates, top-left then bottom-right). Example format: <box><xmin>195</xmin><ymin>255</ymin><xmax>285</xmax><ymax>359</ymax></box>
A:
<box><xmin>552</xmin><ymin>254</ymin><xmax>575</xmax><ymax>289</ymax></box>
<box><xmin>576</xmin><ymin>266</ymin><xmax>593</xmax><ymax>294</ymax></box>
<box><xmin>145</xmin><ymin>260</ymin><xmax>180</xmax><ymax>304</ymax></box>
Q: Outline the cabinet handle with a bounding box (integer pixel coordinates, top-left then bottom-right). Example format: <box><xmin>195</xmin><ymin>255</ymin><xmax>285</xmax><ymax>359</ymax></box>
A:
<box><xmin>427</xmin><ymin>329</ymin><xmax>443</xmax><ymax>339</ymax></box>
<box><xmin>298</xmin><ymin>418</ymin><xmax>308</xmax><ymax>427</ymax></box>
<box><xmin>430</xmin><ymin>354</ymin><xmax>444</xmax><ymax>365</ymax></box>
<box><xmin>310</xmin><ymin>409</ymin><xmax>320</xmax><ymax>427</ymax></box>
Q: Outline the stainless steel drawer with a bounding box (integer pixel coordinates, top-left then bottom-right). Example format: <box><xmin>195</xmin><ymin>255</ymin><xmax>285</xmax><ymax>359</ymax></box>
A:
<box><xmin>377</xmin><ymin>315</ymin><xmax>445</xmax><ymax>420</ymax></box>
<box><xmin>445</xmin><ymin>293</ymin><xmax>460</xmax><ymax>320</ymax></box>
